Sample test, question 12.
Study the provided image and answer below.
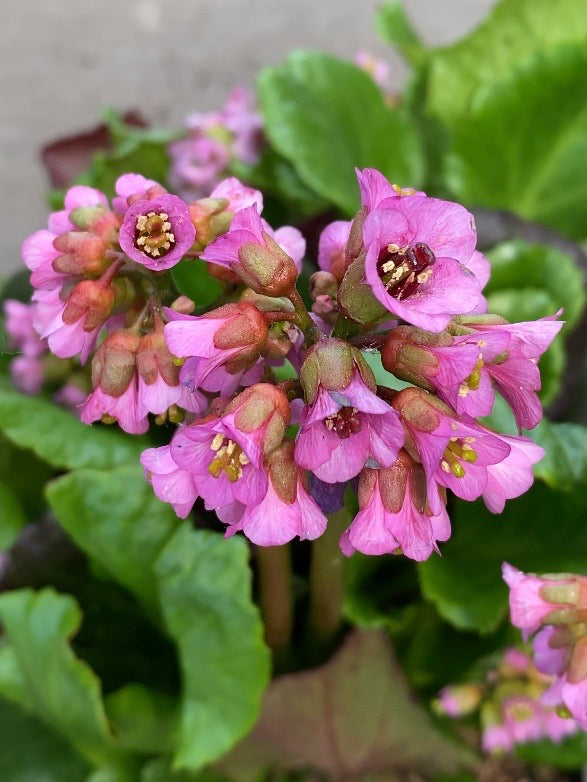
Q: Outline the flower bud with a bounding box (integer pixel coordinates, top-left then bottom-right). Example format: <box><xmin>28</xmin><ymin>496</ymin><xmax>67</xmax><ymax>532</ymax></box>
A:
<box><xmin>299</xmin><ymin>338</ymin><xmax>376</xmax><ymax>404</ymax></box>
<box><xmin>391</xmin><ymin>386</ymin><xmax>450</xmax><ymax>434</ymax></box>
<box><xmin>237</xmin><ymin>232</ymin><xmax>298</xmax><ymax>297</ymax></box>
<box><xmin>262</xmin><ymin>323</ymin><xmax>294</xmax><ymax>360</ymax></box>
<box><xmin>91</xmin><ymin>330</ymin><xmax>140</xmax><ymax>397</ymax></box>
<box><xmin>189</xmin><ymin>197</ymin><xmax>233</xmax><ymax>252</ymax></box>
<box><xmin>61</xmin><ymin>278</ymin><xmax>117</xmax><ymax>330</ymax></box>
<box><xmin>309</xmin><ymin>271</ymin><xmax>338</xmax><ymax>301</ymax></box>
<box><xmin>337</xmin><ymin>257</ymin><xmax>387</xmax><ymax>325</ymax></box>
<box><xmin>170</xmin><ymin>295</ymin><xmax>196</xmax><ymax>314</ymax></box>
<box><xmin>52</xmin><ymin>231</ymin><xmax>111</xmax><ymax>276</ymax></box>
<box><xmin>381</xmin><ymin>326</ymin><xmax>453</xmax><ymax>391</ymax></box>
<box><xmin>225</xmin><ymin>383</ymin><xmax>291</xmax><ymax>457</ymax></box>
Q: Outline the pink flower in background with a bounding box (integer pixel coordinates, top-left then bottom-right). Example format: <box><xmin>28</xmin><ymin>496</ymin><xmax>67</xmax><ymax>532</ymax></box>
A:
<box><xmin>502</xmin><ymin>563</ymin><xmax>575</xmax><ymax>638</ymax></box>
<box><xmin>112</xmin><ymin>173</ymin><xmax>166</xmax><ymax>214</ymax></box>
<box><xmin>3</xmin><ymin>300</ymin><xmax>45</xmax><ymax>358</ymax></box>
<box><xmin>355</xmin><ymin>50</ymin><xmax>390</xmax><ymax>87</ymax></box>
<box><xmin>318</xmin><ymin>220</ymin><xmax>351</xmax><ymax>281</ymax></box>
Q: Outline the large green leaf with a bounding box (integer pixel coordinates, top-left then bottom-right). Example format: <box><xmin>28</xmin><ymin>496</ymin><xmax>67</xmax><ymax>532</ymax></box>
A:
<box><xmin>0</xmin><ymin>479</ymin><xmax>27</xmax><ymax>549</ymax></box>
<box><xmin>171</xmin><ymin>260</ymin><xmax>223</xmax><ymax>309</ymax></box>
<box><xmin>426</xmin><ymin>0</ymin><xmax>587</xmax><ymax>126</ymax></box>
<box><xmin>444</xmin><ymin>45</ymin><xmax>587</xmax><ymax>238</ymax></box>
<box><xmin>516</xmin><ymin>732</ymin><xmax>587</xmax><ymax>771</ymax></box>
<box><xmin>47</xmin><ymin>466</ymin><xmax>179</xmax><ymax>616</ymax></box>
<box><xmin>531</xmin><ymin>419</ymin><xmax>587</xmax><ymax>490</ymax></box>
<box><xmin>0</xmin><ymin>698</ymin><xmax>90</xmax><ymax>782</ymax></box>
<box><xmin>484</xmin><ymin>240</ymin><xmax>584</xmax><ymax>403</ymax></box>
<box><xmin>376</xmin><ymin>1</ymin><xmax>427</xmax><ymax>67</ymax></box>
<box><xmin>418</xmin><ymin>482</ymin><xmax>587</xmax><ymax>634</ymax></box>
<box><xmin>0</xmin><ymin>589</ymin><xmax>126</xmax><ymax>769</ymax></box>
<box><xmin>258</xmin><ymin>51</ymin><xmax>424</xmax><ymax>215</ymax></box>
<box><xmin>0</xmin><ymin>381</ymin><xmax>146</xmax><ymax>470</ymax></box>
<box><xmin>105</xmin><ymin>684</ymin><xmax>178</xmax><ymax>755</ymax></box>
<box><xmin>155</xmin><ymin>525</ymin><xmax>270</xmax><ymax>771</ymax></box>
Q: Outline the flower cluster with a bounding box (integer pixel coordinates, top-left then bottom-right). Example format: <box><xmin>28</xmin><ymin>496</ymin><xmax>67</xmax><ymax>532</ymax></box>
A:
<box><xmin>168</xmin><ymin>87</ymin><xmax>264</xmax><ymax>202</ymax></box>
<box><xmin>436</xmin><ymin>646</ymin><xmax>578</xmax><ymax>754</ymax></box>
<box><xmin>503</xmin><ymin>563</ymin><xmax>587</xmax><ymax>730</ymax></box>
<box><xmin>18</xmin><ymin>165</ymin><xmax>562</xmax><ymax>559</ymax></box>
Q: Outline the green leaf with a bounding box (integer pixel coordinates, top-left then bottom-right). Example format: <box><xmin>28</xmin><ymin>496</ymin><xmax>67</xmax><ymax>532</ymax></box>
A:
<box><xmin>219</xmin><ymin>629</ymin><xmax>474</xmax><ymax>779</ymax></box>
<box><xmin>531</xmin><ymin>419</ymin><xmax>587</xmax><ymax>490</ymax></box>
<box><xmin>47</xmin><ymin>466</ymin><xmax>179</xmax><ymax>616</ymax></box>
<box><xmin>258</xmin><ymin>51</ymin><xmax>424</xmax><ymax>215</ymax></box>
<box><xmin>0</xmin><ymin>433</ymin><xmax>55</xmax><ymax>520</ymax></box>
<box><xmin>444</xmin><ymin>45</ymin><xmax>587</xmax><ymax>238</ymax></box>
<box><xmin>171</xmin><ymin>260</ymin><xmax>223</xmax><ymax>309</ymax></box>
<box><xmin>0</xmin><ymin>381</ymin><xmax>146</xmax><ymax>470</ymax></box>
<box><xmin>426</xmin><ymin>0</ymin><xmax>587</xmax><ymax>126</ymax></box>
<box><xmin>0</xmin><ymin>697</ymin><xmax>90</xmax><ymax>782</ymax></box>
<box><xmin>515</xmin><ymin>732</ymin><xmax>587</xmax><ymax>770</ymax></box>
<box><xmin>105</xmin><ymin>684</ymin><xmax>178</xmax><ymax>755</ymax></box>
<box><xmin>484</xmin><ymin>240</ymin><xmax>584</xmax><ymax>403</ymax></box>
<box><xmin>155</xmin><ymin>525</ymin><xmax>270</xmax><ymax>771</ymax></box>
<box><xmin>0</xmin><ymin>479</ymin><xmax>27</xmax><ymax>549</ymax></box>
<box><xmin>141</xmin><ymin>757</ymin><xmax>228</xmax><ymax>782</ymax></box>
<box><xmin>376</xmin><ymin>1</ymin><xmax>427</xmax><ymax>66</ymax></box>
<box><xmin>0</xmin><ymin>588</ymin><xmax>124</xmax><ymax>767</ymax></box>
<box><xmin>418</xmin><ymin>482</ymin><xmax>587</xmax><ymax>633</ymax></box>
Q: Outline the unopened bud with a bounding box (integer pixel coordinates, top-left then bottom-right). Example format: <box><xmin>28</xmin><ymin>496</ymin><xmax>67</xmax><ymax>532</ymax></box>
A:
<box><xmin>237</xmin><ymin>233</ymin><xmax>298</xmax><ymax>297</ymax></box>
<box><xmin>170</xmin><ymin>295</ymin><xmax>196</xmax><ymax>314</ymax></box>
<box><xmin>91</xmin><ymin>330</ymin><xmax>140</xmax><ymax>397</ymax></box>
<box><xmin>434</xmin><ymin>684</ymin><xmax>484</xmax><ymax>718</ymax></box>
<box><xmin>300</xmin><ymin>338</ymin><xmax>376</xmax><ymax>403</ymax></box>
<box><xmin>392</xmin><ymin>387</ymin><xmax>449</xmax><ymax>433</ymax></box>
<box><xmin>262</xmin><ymin>323</ymin><xmax>293</xmax><ymax>360</ymax></box>
<box><xmin>212</xmin><ymin>302</ymin><xmax>268</xmax><ymax>353</ymax></box>
<box><xmin>62</xmin><ymin>279</ymin><xmax>116</xmax><ymax>330</ymax></box>
<box><xmin>189</xmin><ymin>198</ymin><xmax>232</xmax><ymax>252</ymax></box>
<box><xmin>310</xmin><ymin>271</ymin><xmax>338</xmax><ymax>301</ymax></box>
<box><xmin>266</xmin><ymin>440</ymin><xmax>298</xmax><ymax>505</ymax></box>
<box><xmin>225</xmin><ymin>383</ymin><xmax>291</xmax><ymax>456</ymax></box>
<box><xmin>53</xmin><ymin>231</ymin><xmax>110</xmax><ymax>276</ymax></box>
<box><xmin>382</xmin><ymin>326</ymin><xmax>453</xmax><ymax>391</ymax></box>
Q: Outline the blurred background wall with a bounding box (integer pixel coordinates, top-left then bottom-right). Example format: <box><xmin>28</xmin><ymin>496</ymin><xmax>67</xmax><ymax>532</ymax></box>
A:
<box><xmin>2</xmin><ymin>0</ymin><xmax>495</xmax><ymax>276</ymax></box>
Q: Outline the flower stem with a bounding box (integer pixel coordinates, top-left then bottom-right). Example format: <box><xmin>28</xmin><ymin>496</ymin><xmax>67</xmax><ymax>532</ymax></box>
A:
<box><xmin>288</xmin><ymin>287</ymin><xmax>320</xmax><ymax>345</ymax></box>
<box><xmin>307</xmin><ymin>507</ymin><xmax>349</xmax><ymax>654</ymax></box>
<box><xmin>256</xmin><ymin>544</ymin><xmax>294</xmax><ymax>668</ymax></box>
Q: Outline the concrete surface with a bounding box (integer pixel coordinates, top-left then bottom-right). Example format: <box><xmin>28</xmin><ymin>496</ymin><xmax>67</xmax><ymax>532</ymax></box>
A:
<box><xmin>2</xmin><ymin>0</ymin><xmax>495</xmax><ymax>277</ymax></box>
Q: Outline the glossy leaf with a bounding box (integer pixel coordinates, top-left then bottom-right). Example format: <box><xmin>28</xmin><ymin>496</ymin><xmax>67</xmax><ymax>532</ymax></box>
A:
<box><xmin>0</xmin><ymin>479</ymin><xmax>27</xmax><ymax>549</ymax></box>
<box><xmin>418</xmin><ymin>483</ymin><xmax>587</xmax><ymax>633</ymax></box>
<box><xmin>258</xmin><ymin>51</ymin><xmax>424</xmax><ymax>215</ymax></box>
<box><xmin>426</xmin><ymin>0</ymin><xmax>587</xmax><ymax>126</ymax></box>
<box><xmin>0</xmin><ymin>589</ymin><xmax>124</xmax><ymax>768</ymax></box>
<box><xmin>155</xmin><ymin>525</ymin><xmax>270</xmax><ymax>771</ymax></box>
<box><xmin>444</xmin><ymin>45</ymin><xmax>587</xmax><ymax>238</ymax></box>
<box><xmin>47</xmin><ymin>466</ymin><xmax>179</xmax><ymax>616</ymax></box>
<box><xmin>0</xmin><ymin>381</ymin><xmax>146</xmax><ymax>470</ymax></box>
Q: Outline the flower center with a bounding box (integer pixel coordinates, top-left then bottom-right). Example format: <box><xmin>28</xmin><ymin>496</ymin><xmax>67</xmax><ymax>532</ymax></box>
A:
<box><xmin>208</xmin><ymin>433</ymin><xmax>250</xmax><ymax>482</ymax></box>
<box><xmin>458</xmin><ymin>357</ymin><xmax>484</xmax><ymax>398</ymax></box>
<box><xmin>377</xmin><ymin>242</ymin><xmax>435</xmax><ymax>300</ymax></box>
<box><xmin>135</xmin><ymin>211</ymin><xmax>175</xmax><ymax>258</ymax></box>
<box><xmin>440</xmin><ymin>436</ymin><xmax>477</xmax><ymax>478</ymax></box>
<box><xmin>324</xmin><ymin>407</ymin><xmax>362</xmax><ymax>439</ymax></box>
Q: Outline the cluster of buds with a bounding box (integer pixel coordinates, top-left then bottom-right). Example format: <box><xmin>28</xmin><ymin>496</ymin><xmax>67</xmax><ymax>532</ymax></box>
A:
<box><xmin>168</xmin><ymin>87</ymin><xmax>264</xmax><ymax>202</ymax></box>
<box><xmin>17</xmin><ymin>165</ymin><xmax>562</xmax><ymax>559</ymax></box>
<box><xmin>435</xmin><ymin>646</ymin><xmax>579</xmax><ymax>754</ymax></box>
<box><xmin>503</xmin><ymin>563</ymin><xmax>587</xmax><ymax>730</ymax></box>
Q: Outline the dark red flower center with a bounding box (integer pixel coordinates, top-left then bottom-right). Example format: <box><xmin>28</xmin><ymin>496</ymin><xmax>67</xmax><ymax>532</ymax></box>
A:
<box><xmin>135</xmin><ymin>211</ymin><xmax>176</xmax><ymax>258</ymax></box>
<box><xmin>325</xmin><ymin>407</ymin><xmax>362</xmax><ymax>439</ymax></box>
<box><xmin>377</xmin><ymin>242</ymin><xmax>435</xmax><ymax>300</ymax></box>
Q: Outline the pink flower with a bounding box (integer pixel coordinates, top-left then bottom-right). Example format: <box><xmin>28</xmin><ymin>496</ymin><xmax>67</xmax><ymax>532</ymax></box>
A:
<box><xmin>136</xmin><ymin>319</ymin><xmax>207</xmax><ymax>418</ymax></box>
<box><xmin>318</xmin><ymin>220</ymin><xmax>351</xmax><ymax>282</ymax></box>
<box><xmin>295</xmin><ymin>369</ymin><xmax>403</xmax><ymax>483</ymax></box>
<box><xmin>355</xmin><ymin>50</ymin><xmax>390</xmax><ymax>87</ymax></box>
<box><xmin>542</xmin><ymin>662</ymin><xmax>587</xmax><ymax>730</ymax></box>
<box><xmin>3</xmin><ymin>300</ymin><xmax>45</xmax><ymax>358</ymax></box>
<box><xmin>170</xmin><ymin>384</ymin><xmax>290</xmax><ymax>512</ymax></box>
<box><xmin>502</xmin><ymin>563</ymin><xmax>574</xmax><ymax>638</ymax></box>
<box><xmin>53</xmin><ymin>383</ymin><xmax>88</xmax><ymax>416</ymax></box>
<box><xmin>202</xmin><ymin>205</ymin><xmax>298</xmax><ymax>296</ymax></box>
<box><xmin>481</xmin><ymin>435</ymin><xmax>544</xmax><ymax>513</ymax></box>
<box><xmin>481</xmin><ymin>723</ymin><xmax>513</xmax><ymax>754</ymax></box>
<box><xmin>356</xmin><ymin>168</ymin><xmax>425</xmax><ymax>212</ymax></box>
<box><xmin>81</xmin><ymin>331</ymin><xmax>148</xmax><ymax>434</ymax></box>
<box><xmin>532</xmin><ymin>626</ymin><xmax>569</xmax><ymax>677</ymax></box>
<box><xmin>164</xmin><ymin>301</ymin><xmax>268</xmax><ymax>396</ymax></box>
<box><xmin>222</xmin><ymin>441</ymin><xmax>328</xmax><ymax>546</ymax></box>
<box><xmin>119</xmin><ymin>194</ymin><xmax>195</xmax><ymax>271</ymax></box>
<box><xmin>436</xmin><ymin>684</ymin><xmax>483</xmax><ymax>717</ymax></box>
<box><xmin>392</xmin><ymin>388</ymin><xmax>511</xmax><ymax>511</ymax></box>
<box><xmin>10</xmin><ymin>355</ymin><xmax>45</xmax><ymax>395</ymax></box>
<box><xmin>209</xmin><ymin>177</ymin><xmax>263</xmax><ymax>215</ymax></box>
<box><xmin>362</xmin><ymin>192</ymin><xmax>484</xmax><ymax>332</ymax></box>
<box><xmin>112</xmin><ymin>173</ymin><xmax>166</xmax><ymax>214</ymax></box>
<box><xmin>169</xmin><ymin>136</ymin><xmax>229</xmax><ymax>200</ymax></box>
<box><xmin>141</xmin><ymin>445</ymin><xmax>199</xmax><ymax>519</ymax></box>
<box><xmin>221</xmin><ymin>87</ymin><xmax>264</xmax><ymax>165</ymax></box>
<box><xmin>340</xmin><ymin>452</ymin><xmax>451</xmax><ymax>560</ymax></box>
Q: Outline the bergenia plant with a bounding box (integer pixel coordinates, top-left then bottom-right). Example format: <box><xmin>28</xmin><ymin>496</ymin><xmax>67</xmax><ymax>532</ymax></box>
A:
<box><xmin>0</xmin><ymin>0</ymin><xmax>586</xmax><ymax>779</ymax></box>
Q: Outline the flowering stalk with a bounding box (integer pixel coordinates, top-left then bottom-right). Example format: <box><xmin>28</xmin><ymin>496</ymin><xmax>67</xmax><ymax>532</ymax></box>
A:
<box><xmin>256</xmin><ymin>544</ymin><xmax>294</xmax><ymax>667</ymax></box>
